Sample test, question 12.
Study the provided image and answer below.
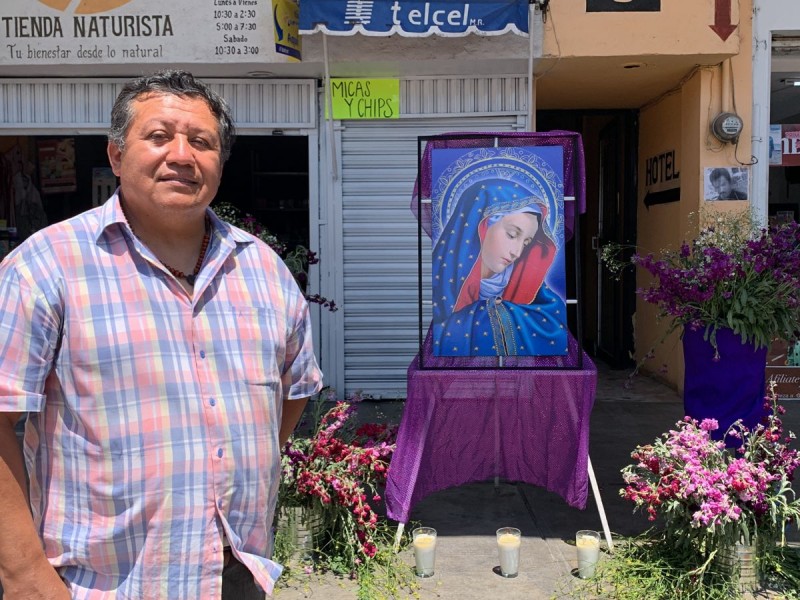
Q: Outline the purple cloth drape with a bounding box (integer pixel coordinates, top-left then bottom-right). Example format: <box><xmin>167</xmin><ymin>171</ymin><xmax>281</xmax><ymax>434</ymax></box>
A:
<box><xmin>410</xmin><ymin>130</ymin><xmax>587</xmax><ymax>241</ymax></box>
<box><xmin>387</xmin><ymin>130</ymin><xmax>594</xmax><ymax>523</ymax></box>
<box><xmin>385</xmin><ymin>332</ymin><xmax>597</xmax><ymax>523</ymax></box>
<box><xmin>682</xmin><ymin>327</ymin><xmax>768</xmax><ymax>445</ymax></box>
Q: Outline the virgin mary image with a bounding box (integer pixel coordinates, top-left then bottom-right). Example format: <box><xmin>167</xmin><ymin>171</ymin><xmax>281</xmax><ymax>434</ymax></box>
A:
<box><xmin>430</xmin><ymin>157</ymin><xmax>568</xmax><ymax>357</ymax></box>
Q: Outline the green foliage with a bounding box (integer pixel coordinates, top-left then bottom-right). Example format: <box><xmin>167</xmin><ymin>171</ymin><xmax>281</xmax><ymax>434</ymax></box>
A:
<box><xmin>272</xmin><ymin>524</ymin><xmax>297</xmax><ymax>566</ymax></box>
<box><xmin>563</xmin><ymin>532</ymin><xmax>800</xmax><ymax>600</ymax></box>
<box><xmin>601</xmin><ymin>208</ymin><xmax>800</xmax><ymax>352</ymax></box>
<box><xmin>275</xmin><ymin>515</ymin><xmax>420</xmax><ymax>599</ymax></box>
<box><xmin>562</xmin><ymin>386</ymin><xmax>800</xmax><ymax>600</ymax></box>
<box><xmin>275</xmin><ymin>393</ymin><xmax>415</xmax><ymax>598</ymax></box>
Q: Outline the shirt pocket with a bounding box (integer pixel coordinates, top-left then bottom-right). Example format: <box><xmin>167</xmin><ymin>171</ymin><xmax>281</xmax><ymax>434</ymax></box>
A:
<box><xmin>225</xmin><ymin>306</ymin><xmax>286</xmax><ymax>387</ymax></box>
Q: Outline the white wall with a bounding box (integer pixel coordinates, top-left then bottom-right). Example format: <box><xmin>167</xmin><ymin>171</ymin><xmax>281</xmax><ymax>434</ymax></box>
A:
<box><xmin>752</xmin><ymin>0</ymin><xmax>800</xmax><ymax>218</ymax></box>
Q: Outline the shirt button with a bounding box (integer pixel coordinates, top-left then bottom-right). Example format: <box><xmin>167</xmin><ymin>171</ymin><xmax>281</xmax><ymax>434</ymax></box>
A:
<box><xmin>200</xmin><ymin>350</ymin><xmax>206</xmax><ymax>358</ymax></box>
<box><xmin>217</xmin><ymin>448</ymin><xmax>224</xmax><ymax>458</ymax></box>
<box><xmin>209</xmin><ymin>398</ymin><xmax>216</xmax><ymax>407</ymax></box>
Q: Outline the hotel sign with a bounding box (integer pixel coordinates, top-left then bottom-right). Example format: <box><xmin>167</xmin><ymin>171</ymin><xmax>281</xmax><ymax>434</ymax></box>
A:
<box><xmin>643</xmin><ymin>149</ymin><xmax>680</xmax><ymax>207</ymax></box>
<box><xmin>0</xmin><ymin>0</ymin><xmax>300</xmax><ymax>66</ymax></box>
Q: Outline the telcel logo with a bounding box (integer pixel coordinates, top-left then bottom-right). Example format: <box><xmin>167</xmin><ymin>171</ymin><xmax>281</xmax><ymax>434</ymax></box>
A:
<box><xmin>37</xmin><ymin>0</ymin><xmax>134</xmax><ymax>14</ymax></box>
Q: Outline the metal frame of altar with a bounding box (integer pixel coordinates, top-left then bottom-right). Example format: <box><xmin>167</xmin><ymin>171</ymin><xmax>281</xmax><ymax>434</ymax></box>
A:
<box><xmin>414</xmin><ymin>132</ymin><xmax>585</xmax><ymax>370</ymax></box>
<box><xmin>385</xmin><ymin>132</ymin><xmax>614</xmax><ymax>552</ymax></box>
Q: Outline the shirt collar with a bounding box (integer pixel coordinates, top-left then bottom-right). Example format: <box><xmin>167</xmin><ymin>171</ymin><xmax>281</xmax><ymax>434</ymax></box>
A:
<box><xmin>94</xmin><ymin>188</ymin><xmax>253</xmax><ymax>251</ymax></box>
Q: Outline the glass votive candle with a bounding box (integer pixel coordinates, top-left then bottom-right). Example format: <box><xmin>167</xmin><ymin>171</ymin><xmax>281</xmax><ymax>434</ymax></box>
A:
<box><xmin>576</xmin><ymin>530</ymin><xmax>601</xmax><ymax>579</ymax></box>
<box><xmin>411</xmin><ymin>527</ymin><xmax>437</xmax><ymax>577</ymax></box>
<box><xmin>496</xmin><ymin>527</ymin><xmax>521</xmax><ymax>578</ymax></box>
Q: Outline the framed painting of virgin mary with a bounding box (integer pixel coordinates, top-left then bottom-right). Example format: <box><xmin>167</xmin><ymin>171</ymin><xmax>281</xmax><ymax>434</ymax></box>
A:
<box><xmin>430</xmin><ymin>145</ymin><xmax>567</xmax><ymax>357</ymax></box>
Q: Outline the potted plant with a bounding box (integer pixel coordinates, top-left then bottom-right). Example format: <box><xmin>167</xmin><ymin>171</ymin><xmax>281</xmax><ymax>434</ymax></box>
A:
<box><xmin>610</xmin><ymin>387</ymin><xmax>800</xmax><ymax>596</ymax></box>
<box><xmin>275</xmin><ymin>392</ymin><xmax>417</xmax><ymax>597</ymax></box>
<box><xmin>602</xmin><ymin>210</ymin><xmax>800</xmax><ymax>441</ymax></box>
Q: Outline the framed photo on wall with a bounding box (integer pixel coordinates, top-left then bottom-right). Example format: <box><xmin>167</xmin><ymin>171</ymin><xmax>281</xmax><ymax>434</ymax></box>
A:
<box><xmin>704</xmin><ymin>166</ymin><xmax>749</xmax><ymax>201</ymax></box>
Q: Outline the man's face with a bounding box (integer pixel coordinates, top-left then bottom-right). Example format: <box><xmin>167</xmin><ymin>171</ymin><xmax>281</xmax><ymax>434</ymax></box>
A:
<box><xmin>713</xmin><ymin>176</ymin><xmax>732</xmax><ymax>198</ymax></box>
<box><xmin>107</xmin><ymin>92</ymin><xmax>223</xmax><ymax>216</ymax></box>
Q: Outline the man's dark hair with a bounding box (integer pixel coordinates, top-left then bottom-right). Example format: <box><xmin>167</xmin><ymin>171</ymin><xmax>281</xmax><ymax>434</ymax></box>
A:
<box><xmin>710</xmin><ymin>167</ymin><xmax>732</xmax><ymax>184</ymax></box>
<box><xmin>108</xmin><ymin>70</ymin><xmax>236</xmax><ymax>162</ymax></box>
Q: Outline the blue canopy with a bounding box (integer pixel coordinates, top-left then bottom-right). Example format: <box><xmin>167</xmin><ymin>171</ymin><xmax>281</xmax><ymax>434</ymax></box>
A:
<box><xmin>299</xmin><ymin>0</ymin><xmax>529</xmax><ymax>37</ymax></box>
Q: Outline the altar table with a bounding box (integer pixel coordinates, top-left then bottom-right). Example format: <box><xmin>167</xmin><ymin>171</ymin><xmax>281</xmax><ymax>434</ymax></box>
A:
<box><xmin>385</xmin><ymin>334</ymin><xmax>597</xmax><ymax>524</ymax></box>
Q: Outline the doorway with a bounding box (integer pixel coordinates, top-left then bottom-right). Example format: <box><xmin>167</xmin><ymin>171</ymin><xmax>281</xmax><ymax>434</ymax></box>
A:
<box><xmin>537</xmin><ymin>110</ymin><xmax>638</xmax><ymax>368</ymax></box>
<box><xmin>0</xmin><ymin>135</ymin><xmax>107</xmax><ymax>255</ymax></box>
<box><xmin>216</xmin><ymin>135</ymin><xmax>310</xmax><ymax>251</ymax></box>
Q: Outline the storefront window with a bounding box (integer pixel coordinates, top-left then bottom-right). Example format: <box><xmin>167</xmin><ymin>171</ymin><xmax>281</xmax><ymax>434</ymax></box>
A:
<box><xmin>1</xmin><ymin>134</ymin><xmax>310</xmax><ymax>261</ymax></box>
<box><xmin>768</xmin><ymin>35</ymin><xmax>800</xmax><ymax>224</ymax></box>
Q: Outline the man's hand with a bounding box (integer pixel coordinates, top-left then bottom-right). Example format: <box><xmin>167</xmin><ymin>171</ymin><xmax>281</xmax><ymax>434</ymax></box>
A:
<box><xmin>0</xmin><ymin>413</ymin><xmax>69</xmax><ymax>599</ymax></box>
<box><xmin>1</xmin><ymin>558</ymin><xmax>71</xmax><ymax>600</ymax></box>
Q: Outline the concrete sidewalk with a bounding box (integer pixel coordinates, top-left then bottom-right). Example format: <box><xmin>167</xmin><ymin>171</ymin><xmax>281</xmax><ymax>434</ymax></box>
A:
<box><xmin>274</xmin><ymin>365</ymin><xmax>800</xmax><ymax>599</ymax></box>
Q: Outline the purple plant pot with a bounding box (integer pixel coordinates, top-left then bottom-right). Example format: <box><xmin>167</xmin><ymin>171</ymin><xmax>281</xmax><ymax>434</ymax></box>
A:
<box><xmin>682</xmin><ymin>326</ymin><xmax>768</xmax><ymax>446</ymax></box>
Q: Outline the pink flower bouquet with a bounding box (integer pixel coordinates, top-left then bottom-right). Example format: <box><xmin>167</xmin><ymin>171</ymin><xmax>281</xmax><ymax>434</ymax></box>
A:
<box><xmin>278</xmin><ymin>394</ymin><xmax>397</xmax><ymax>573</ymax></box>
<box><xmin>620</xmin><ymin>387</ymin><xmax>800</xmax><ymax>588</ymax></box>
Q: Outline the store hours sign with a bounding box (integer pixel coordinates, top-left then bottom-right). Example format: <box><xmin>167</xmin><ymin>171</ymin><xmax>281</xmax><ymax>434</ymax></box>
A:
<box><xmin>0</xmin><ymin>0</ymin><xmax>300</xmax><ymax>66</ymax></box>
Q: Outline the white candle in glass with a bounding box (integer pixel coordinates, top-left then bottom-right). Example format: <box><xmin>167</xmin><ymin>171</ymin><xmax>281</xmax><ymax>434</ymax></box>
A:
<box><xmin>496</xmin><ymin>527</ymin><xmax>521</xmax><ymax>578</ymax></box>
<box><xmin>576</xmin><ymin>530</ymin><xmax>601</xmax><ymax>579</ymax></box>
<box><xmin>412</xmin><ymin>527</ymin><xmax>437</xmax><ymax>577</ymax></box>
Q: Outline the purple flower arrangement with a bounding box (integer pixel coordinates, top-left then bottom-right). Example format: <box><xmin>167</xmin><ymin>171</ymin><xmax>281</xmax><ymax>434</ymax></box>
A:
<box><xmin>603</xmin><ymin>211</ymin><xmax>800</xmax><ymax>351</ymax></box>
<box><xmin>621</xmin><ymin>387</ymin><xmax>800</xmax><ymax>569</ymax></box>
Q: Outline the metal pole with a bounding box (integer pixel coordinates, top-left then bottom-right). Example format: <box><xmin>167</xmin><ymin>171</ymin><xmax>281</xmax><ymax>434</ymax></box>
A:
<box><xmin>587</xmin><ymin>456</ymin><xmax>614</xmax><ymax>552</ymax></box>
<box><xmin>527</xmin><ymin>2</ymin><xmax>536</xmax><ymax>131</ymax></box>
<box><xmin>322</xmin><ymin>34</ymin><xmax>338</xmax><ymax>181</ymax></box>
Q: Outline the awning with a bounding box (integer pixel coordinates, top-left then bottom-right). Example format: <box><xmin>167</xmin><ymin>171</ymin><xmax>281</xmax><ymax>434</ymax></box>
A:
<box><xmin>299</xmin><ymin>0</ymin><xmax>530</xmax><ymax>37</ymax></box>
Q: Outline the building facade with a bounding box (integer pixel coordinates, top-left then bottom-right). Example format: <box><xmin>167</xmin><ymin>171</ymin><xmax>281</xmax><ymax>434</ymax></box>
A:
<box><xmin>2</xmin><ymin>0</ymin><xmax>777</xmax><ymax>397</ymax></box>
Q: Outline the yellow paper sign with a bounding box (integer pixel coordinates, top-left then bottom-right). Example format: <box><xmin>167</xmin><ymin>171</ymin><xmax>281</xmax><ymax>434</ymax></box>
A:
<box><xmin>329</xmin><ymin>79</ymin><xmax>400</xmax><ymax>120</ymax></box>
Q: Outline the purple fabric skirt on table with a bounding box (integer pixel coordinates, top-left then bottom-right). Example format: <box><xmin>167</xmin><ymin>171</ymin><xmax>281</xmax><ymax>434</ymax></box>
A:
<box><xmin>385</xmin><ymin>332</ymin><xmax>596</xmax><ymax>524</ymax></box>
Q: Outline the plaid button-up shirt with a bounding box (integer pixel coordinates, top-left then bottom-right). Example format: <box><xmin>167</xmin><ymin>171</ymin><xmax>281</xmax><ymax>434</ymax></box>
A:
<box><xmin>0</xmin><ymin>194</ymin><xmax>323</xmax><ymax>599</ymax></box>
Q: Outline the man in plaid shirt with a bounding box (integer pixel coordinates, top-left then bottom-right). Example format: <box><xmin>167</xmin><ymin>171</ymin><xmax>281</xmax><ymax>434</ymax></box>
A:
<box><xmin>0</xmin><ymin>70</ymin><xmax>322</xmax><ymax>599</ymax></box>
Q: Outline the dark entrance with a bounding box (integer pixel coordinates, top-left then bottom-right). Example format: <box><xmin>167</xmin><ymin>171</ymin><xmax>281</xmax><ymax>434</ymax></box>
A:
<box><xmin>216</xmin><ymin>135</ymin><xmax>310</xmax><ymax>250</ymax></box>
<box><xmin>537</xmin><ymin>111</ymin><xmax>638</xmax><ymax>368</ymax></box>
<box><xmin>0</xmin><ymin>134</ymin><xmax>309</xmax><ymax>257</ymax></box>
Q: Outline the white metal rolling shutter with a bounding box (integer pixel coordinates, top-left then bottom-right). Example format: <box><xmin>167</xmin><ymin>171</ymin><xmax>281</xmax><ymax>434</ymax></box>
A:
<box><xmin>0</xmin><ymin>78</ymin><xmax>316</xmax><ymax>132</ymax></box>
<box><xmin>340</xmin><ymin>114</ymin><xmax>525</xmax><ymax>398</ymax></box>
